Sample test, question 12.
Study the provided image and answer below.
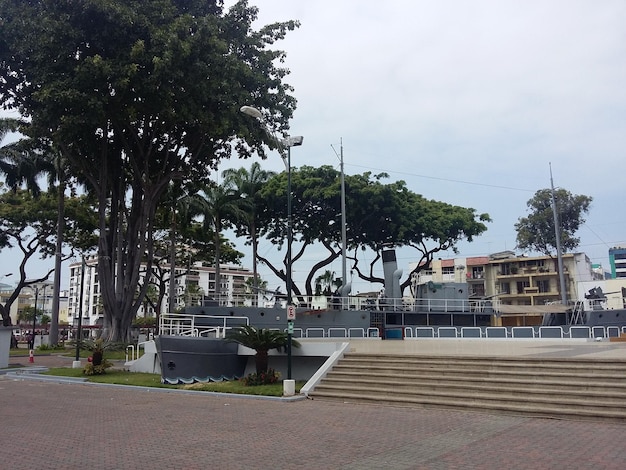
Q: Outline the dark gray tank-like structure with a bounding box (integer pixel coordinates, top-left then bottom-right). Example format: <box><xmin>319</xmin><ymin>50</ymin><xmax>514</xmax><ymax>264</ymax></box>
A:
<box><xmin>157</xmin><ymin>336</ymin><xmax>246</xmax><ymax>384</ymax></box>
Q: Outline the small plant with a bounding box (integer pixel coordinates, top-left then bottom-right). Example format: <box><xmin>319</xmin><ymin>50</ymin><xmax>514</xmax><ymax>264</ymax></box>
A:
<box><xmin>241</xmin><ymin>368</ymin><xmax>281</xmax><ymax>386</ymax></box>
<box><xmin>83</xmin><ymin>358</ymin><xmax>113</xmax><ymax>375</ymax></box>
<box><xmin>80</xmin><ymin>338</ymin><xmax>121</xmax><ymax>375</ymax></box>
<box><xmin>36</xmin><ymin>343</ymin><xmax>66</xmax><ymax>351</ymax></box>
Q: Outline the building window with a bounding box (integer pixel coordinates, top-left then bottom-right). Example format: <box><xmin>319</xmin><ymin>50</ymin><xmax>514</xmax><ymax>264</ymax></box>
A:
<box><xmin>499</xmin><ymin>282</ymin><xmax>510</xmax><ymax>294</ymax></box>
<box><xmin>471</xmin><ymin>267</ymin><xmax>484</xmax><ymax>279</ymax></box>
<box><xmin>442</xmin><ymin>267</ymin><xmax>454</xmax><ymax>275</ymax></box>
<box><xmin>537</xmin><ymin>280</ymin><xmax>550</xmax><ymax>293</ymax></box>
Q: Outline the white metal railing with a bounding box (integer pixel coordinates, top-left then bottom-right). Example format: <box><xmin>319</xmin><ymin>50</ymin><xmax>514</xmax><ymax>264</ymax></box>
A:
<box><xmin>192</xmin><ymin>293</ymin><xmax>501</xmax><ymax>313</ymax></box>
<box><xmin>125</xmin><ymin>340</ymin><xmax>152</xmax><ymax>362</ymax></box>
<box><xmin>159</xmin><ymin>312</ymin><xmax>250</xmax><ymax>337</ymax></box>
<box><xmin>157</xmin><ymin>315</ymin><xmax>624</xmax><ymax>341</ymax></box>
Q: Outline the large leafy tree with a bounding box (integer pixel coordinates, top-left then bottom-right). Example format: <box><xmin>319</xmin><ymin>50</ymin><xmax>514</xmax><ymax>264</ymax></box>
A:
<box><xmin>0</xmin><ymin>0</ymin><xmax>299</xmax><ymax>341</ymax></box>
<box><xmin>515</xmin><ymin>188</ymin><xmax>592</xmax><ymax>256</ymax></box>
<box><xmin>0</xmin><ymin>188</ymin><xmax>97</xmax><ymax>326</ymax></box>
<box><xmin>256</xmin><ymin>165</ymin><xmax>490</xmax><ymax>297</ymax></box>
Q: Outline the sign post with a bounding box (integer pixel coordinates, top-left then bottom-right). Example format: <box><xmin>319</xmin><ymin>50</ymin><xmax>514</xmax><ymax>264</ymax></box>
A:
<box><xmin>286</xmin><ymin>305</ymin><xmax>295</xmax><ymax>381</ymax></box>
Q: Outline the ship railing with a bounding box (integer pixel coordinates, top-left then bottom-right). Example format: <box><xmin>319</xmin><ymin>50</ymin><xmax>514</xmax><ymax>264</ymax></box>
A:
<box><xmin>195</xmin><ymin>293</ymin><xmax>501</xmax><ymax>313</ymax></box>
<box><xmin>159</xmin><ymin>312</ymin><xmax>250</xmax><ymax>338</ymax></box>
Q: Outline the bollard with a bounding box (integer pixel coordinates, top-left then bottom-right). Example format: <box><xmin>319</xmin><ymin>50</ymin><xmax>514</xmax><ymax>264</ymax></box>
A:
<box><xmin>29</xmin><ymin>349</ymin><xmax>34</xmax><ymax>363</ymax></box>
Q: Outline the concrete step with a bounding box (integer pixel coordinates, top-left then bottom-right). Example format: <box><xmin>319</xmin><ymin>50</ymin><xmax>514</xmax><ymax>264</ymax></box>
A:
<box><xmin>315</xmin><ymin>381</ymin><xmax>626</xmax><ymax>405</ymax></box>
<box><xmin>311</xmin><ymin>389</ymin><xmax>626</xmax><ymax>422</ymax></box>
<box><xmin>321</xmin><ymin>374</ymin><xmax>626</xmax><ymax>395</ymax></box>
<box><xmin>309</xmin><ymin>353</ymin><xmax>626</xmax><ymax>422</ymax></box>
<box><xmin>330</xmin><ymin>365</ymin><xmax>626</xmax><ymax>383</ymax></box>
<box><xmin>339</xmin><ymin>354</ymin><xmax>626</xmax><ymax>372</ymax></box>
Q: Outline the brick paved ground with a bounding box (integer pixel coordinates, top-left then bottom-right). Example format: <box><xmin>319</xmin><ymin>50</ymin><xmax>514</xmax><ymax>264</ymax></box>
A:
<box><xmin>1</xmin><ymin>368</ymin><xmax>625</xmax><ymax>469</ymax></box>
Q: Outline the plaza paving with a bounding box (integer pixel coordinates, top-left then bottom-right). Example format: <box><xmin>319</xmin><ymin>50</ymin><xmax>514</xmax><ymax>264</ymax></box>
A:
<box><xmin>2</xmin><ymin>352</ymin><xmax>626</xmax><ymax>469</ymax></box>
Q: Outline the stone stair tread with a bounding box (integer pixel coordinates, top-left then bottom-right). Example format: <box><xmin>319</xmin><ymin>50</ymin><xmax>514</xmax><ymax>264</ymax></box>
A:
<box><xmin>313</xmin><ymin>383</ymin><xmax>626</xmax><ymax>404</ymax></box>
<box><xmin>333</xmin><ymin>364</ymin><xmax>626</xmax><ymax>379</ymax></box>
<box><xmin>310</xmin><ymin>353</ymin><xmax>626</xmax><ymax>421</ymax></box>
<box><xmin>309</xmin><ymin>391</ymin><xmax>626</xmax><ymax>420</ymax></box>
<box><xmin>322</xmin><ymin>376</ymin><xmax>626</xmax><ymax>395</ymax></box>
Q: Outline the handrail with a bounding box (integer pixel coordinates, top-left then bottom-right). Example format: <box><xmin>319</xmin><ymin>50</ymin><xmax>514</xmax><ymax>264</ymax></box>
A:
<box><xmin>188</xmin><ymin>293</ymin><xmax>502</xmax><ymax>313</ymax></box>
<box><xmin>159</xmin><ymin>312</ymin><xmax>250</xmax><ymax>337</ymax></box>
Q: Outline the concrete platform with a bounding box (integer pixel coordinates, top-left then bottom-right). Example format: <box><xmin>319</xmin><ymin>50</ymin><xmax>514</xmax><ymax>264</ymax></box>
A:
<box><xmin>346</xmin><ymin>338</ymin><xmax>626</xmax><ymax>360</ymax></box>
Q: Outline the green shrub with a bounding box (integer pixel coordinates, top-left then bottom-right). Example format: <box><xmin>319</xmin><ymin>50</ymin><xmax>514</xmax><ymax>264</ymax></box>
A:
<box><xmin>83</xmin><ymin>358</ymin><xmax>113</xmax><ymax>375</ymax></box>
<box><xmin>241</xmin><ymin>368</ymin><xmax>281</xmax><ymax>386</ymax></box>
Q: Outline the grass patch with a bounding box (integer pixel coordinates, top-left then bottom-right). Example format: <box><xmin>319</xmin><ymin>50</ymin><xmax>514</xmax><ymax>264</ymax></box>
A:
<box><xmin>181</xmin><ymin>380</ymin><xmax>304</xmax><ymax>397</ymax></box>
<box><xmin>42</xmin><ymin>368</ymin><xmax>304</xmax><ymax>396</ymax></box>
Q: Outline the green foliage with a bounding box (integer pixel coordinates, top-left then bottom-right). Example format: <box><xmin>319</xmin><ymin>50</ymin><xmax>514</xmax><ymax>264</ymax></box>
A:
<box><xmin>132</xmin><ymin>316</ymin><xmax>157</xmax><ymax>328</ymax></box>
<box><xmin>83</xmin><ymin>359</ymin><xmax>113</xmax><ymax>376</ymax></box>
<box><xmin>0</xmin><ymin>0</ymin><xmax>299</xmax><ymax>341</ymax></box>
<box><xmin>241</xmin><ymin>368</ymin><xmax>281</xmax><ymax>386</ymax></box>
<box><xmin>515</xmin><ymin>188</ymin><xmax>592</xmax><ymax>256</ymax></box>
<box><xmin>255</xmin><ymin>165</ymin><xmax>490</xmax><ymax>295</ymax></box>
<box><xmin>36</xmin><ymin>343</ymin><xmax>66</xmax><ymax>352</ymax></box>
<box><xmin>225</xmin><ymin>325</ymin><xmax>300</xmax><ymax>375</ymax></box>
<box><xmin>225</xmin><ymin>325</ymin><xmax>300</xmax><ymax>352</ymax></box>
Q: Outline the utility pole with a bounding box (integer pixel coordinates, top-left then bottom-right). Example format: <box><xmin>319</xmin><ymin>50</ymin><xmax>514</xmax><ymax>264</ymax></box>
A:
<box><xmin>550</xmin><ymin>163</ymin><xmax>568</xmax><ymax>307</ymax></box>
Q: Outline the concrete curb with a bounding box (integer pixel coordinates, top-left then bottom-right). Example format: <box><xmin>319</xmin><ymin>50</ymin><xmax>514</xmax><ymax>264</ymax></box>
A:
<box><xmin>3</xmin><ymin>369</ymin><xmax>307</xmax><ymax>402</ymax></box>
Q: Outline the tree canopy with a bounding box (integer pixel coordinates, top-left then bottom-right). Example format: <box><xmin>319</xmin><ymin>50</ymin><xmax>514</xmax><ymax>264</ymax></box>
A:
<box><xmin>515</xmin><ymin>188</ymin><xmax>592</xmax><ymax>256</ymax></box>
<box><xmin>0</xmin><ymin>0</ymin><xmax>299</xmax><ymax>340</ymax></box>
<box><xmin>254</xmin><ymin>165</ymin><xmax>490</xmax><ymax>297</ymax></box>
<box><xmin>0</xmin><ymin>187</ymin><xmax>97</xmax><ymax>326</ymax></box>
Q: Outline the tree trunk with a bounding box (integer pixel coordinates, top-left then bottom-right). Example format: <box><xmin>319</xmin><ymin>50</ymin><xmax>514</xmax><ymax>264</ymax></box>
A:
<box><xmin>255</xmin><ymin>349</ymin><xmax>269</xmax><ymax>375</ymax></box>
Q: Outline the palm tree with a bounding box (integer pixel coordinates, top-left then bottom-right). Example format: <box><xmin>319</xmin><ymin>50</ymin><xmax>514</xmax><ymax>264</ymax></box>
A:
<box><xmin>189</xmin><ymin>181</ymin><xmax>248</xmax><ymax>297</ymax></box>
<box><xmin>222</xmin><ymin>163</ymin><xmax>276</xmax><ymax>305</ymax></box>
<box><xmin>315</xmin><ymin>270</ymin><xmax>337</xmax><ymax>296</ymax></box>
<box><xmin>225</xmin><ymin>325</ymin><xmax>300</xmax><ymax>375</ymax></box>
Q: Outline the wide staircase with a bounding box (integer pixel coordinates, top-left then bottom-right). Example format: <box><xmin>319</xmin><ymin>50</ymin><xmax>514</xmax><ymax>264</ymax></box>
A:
<box><xmin>308</xmin><ymin>353</ymin><xmax>626</xmax><ymax>422</ymax></box>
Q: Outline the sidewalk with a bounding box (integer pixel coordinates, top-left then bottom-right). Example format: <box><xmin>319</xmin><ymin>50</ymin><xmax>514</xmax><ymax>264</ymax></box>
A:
<box><xmin>1</xmin><ymin>374</ymin><xmax>625</xmax><ymax>469</ymax></box>
<box><xmin>2</xmin><ymin>341</ymin><xmax>626</xmax><ymax>468</ymax></box>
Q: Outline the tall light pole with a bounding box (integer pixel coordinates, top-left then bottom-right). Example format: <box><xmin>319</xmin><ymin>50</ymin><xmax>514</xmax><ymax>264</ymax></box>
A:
<box><xmin>74</xmin><ymin>256</ymin><xmax>86</xmax><ymax>365</ymax></box>
<box><xmin>240</xmin><ymin>105</ymin><xmax>303</xmax><ymax>381</ymax></box>
<box><xmin>31</xmin><ymin>286</ymin><xmax>39</xmax><ymax>350</ymax></box>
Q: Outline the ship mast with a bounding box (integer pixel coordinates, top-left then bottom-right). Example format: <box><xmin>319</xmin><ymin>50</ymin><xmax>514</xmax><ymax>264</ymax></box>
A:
<box><xmin>550</xmin><ymin>163</ymin><xmax>568</xmax><ymax>308</ymax></box>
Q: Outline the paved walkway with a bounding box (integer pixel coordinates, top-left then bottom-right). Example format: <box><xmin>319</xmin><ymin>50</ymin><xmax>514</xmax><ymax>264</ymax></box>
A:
<box><xmin>2</xmin><ymin>347</ymin><xmax>626</xmax><ymax>469</ymax></box>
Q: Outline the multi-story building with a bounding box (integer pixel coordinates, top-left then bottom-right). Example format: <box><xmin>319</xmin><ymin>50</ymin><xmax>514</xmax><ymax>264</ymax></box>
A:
<box><xmin>67</xmin><ymin>258</ymin><xmax>254</xmax><ymax>326</ymax></box>
<box><xmin>410</xmin><ymin>251</ymin><xmax>599</xmax><ymax>325</ymax></box>
<box><xmin>0</xmin><ymin>281</ymin><xmax>68</xmax><ymax>328</ymax></box>
<box><xmin>609</xmin><ymin>247</ymin><xmax>626</xmax><ymax>279</ymax></box>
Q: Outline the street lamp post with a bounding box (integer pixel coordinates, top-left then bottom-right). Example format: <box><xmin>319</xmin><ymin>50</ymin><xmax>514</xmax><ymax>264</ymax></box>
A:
<box><xmin>31</xmin><ymin>286</ymin><xmax>39</xmax><ymax>350</ymax></box>
<box><xmin>74</xmin><ymin>257</ymin><xmax>86</xmax><ymax>366</ymax></box>
<box><xmin>240</xmin><ymin>105</ymin><xmax>303</xmax><ymax>382</ymax></box>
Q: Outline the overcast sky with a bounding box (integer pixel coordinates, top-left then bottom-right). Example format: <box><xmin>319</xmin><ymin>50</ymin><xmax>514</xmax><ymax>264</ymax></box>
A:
<box><xmin>1</xmin><ymin>0</ymin><xmax>624</xmax><ymax>295</ymax></box>
<box><xmin>221</xmin><ymin>0</ymin><xmax>626</xmax><ymax>293</ymax></box>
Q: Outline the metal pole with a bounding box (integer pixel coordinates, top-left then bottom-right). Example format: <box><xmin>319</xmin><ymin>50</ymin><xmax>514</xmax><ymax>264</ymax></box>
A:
<box><xmin>550</xmin><ymin>164</ymin><xmax>568</xmax><ymax>307</ymax></box>
<box><xmin>75</xmin><ymin>257</ymin><xmax>86</xmax><ymax>361</ymax></box>
<box><xmin>31</xmin><ymin>287</ymin><xmax>38</xmax><ymax>350</ymax></box>
<box><xmin>340</xmin><ymin>139</ymin><xmax>347</xmax><ymax>307</ymax></box>
<box><xmin>287</xmin><ymin>145</ymin><xmax>293</xmax><ymax>380</ymax></box>
<box><xmin>42</xmin><ymin>285</ymin><xmax>47</xmax><ymax>337</ymax></box>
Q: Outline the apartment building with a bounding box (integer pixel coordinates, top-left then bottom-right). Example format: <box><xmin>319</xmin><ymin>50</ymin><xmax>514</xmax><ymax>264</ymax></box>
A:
<box><xmin>609</xmin><ymin>247</ymin><xmax>626</xmax><ymax>279</ymax></box>
<box><xmin>411</xmin><ymin>250</ymin><xmax>598</xmax><ymax>307</ymax></box>
<box><xmin>67</xmin><ymin>258</ymin><xmax>254</xmax><ymax>326</ymax></box>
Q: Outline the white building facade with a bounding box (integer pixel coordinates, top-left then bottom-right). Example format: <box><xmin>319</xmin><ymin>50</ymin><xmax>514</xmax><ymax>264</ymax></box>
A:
<box><xmin>67</xmin><ymin>258</ymin><xmax>254</xmax><ymax>326</ymax></box>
